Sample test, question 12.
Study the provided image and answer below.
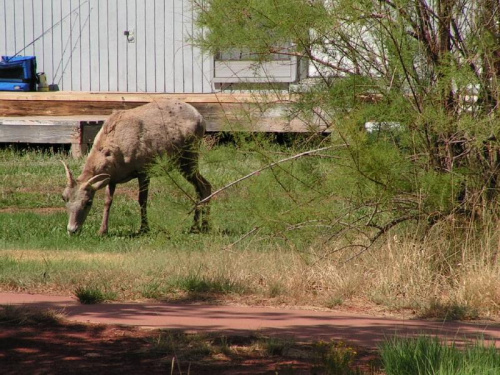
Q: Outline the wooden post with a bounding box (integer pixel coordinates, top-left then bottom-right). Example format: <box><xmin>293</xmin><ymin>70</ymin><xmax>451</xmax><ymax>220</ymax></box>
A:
<box><xmin>71</xmin><ymin>121</ymin><xmax>104</xmax><ymax>158</ymax></box>
<box><xmin>70</xmin><ymin>123</ymin><xmax>84</xmax><ymax>158</ymax></box>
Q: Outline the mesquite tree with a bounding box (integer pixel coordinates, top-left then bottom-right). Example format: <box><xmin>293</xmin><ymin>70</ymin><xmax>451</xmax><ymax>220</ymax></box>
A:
<box><xmin>193</xmin><ymin>0</ymin><xmax>500</xmax><ymax>247</ymax></box>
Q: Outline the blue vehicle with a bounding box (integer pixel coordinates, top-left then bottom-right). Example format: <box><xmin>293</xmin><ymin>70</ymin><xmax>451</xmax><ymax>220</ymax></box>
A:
<box><xmin>0</xmin><ymin>55</ymin><xmax>37</xmax><ymax>91</ymax></box>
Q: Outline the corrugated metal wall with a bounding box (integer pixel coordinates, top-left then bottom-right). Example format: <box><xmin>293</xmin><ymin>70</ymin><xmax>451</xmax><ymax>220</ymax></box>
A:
<box><xmin>0</xmin><ymin>0</ymin><xmax>213</xmax><ymax>93</ymax></box>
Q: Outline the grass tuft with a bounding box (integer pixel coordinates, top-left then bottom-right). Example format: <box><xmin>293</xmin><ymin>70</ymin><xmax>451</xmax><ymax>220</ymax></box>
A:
<box><xmin>314</xmin><ymin>340</ymin><xmax>363</xmax><ymax>375</ymax></box>
<box><xmin>380</xmin><ymin>336</ymin><xmax>500</xmax><ymax>375</ymax></box>
<box><xmin>262</xmin><ymin>336</ymin><xmax>294</xmax><ymax>356</ymax></box>
<box><xmin>419</xmin><ymin>299</ymin><xmax>480</xmax><ymax>321</ymax></box>
<box><xmin>74</xmin><ymin>285</ymin><xmax>117</xmax><ymax>304</ymax></box>
<box><xmin>168</xmin><ymin>274</ymin><xmax>248</xmax><ymax>295</ymax></box>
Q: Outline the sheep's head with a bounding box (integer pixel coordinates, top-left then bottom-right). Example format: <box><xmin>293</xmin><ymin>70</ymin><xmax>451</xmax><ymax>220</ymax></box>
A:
<box><xmin>62</xmin><ymin>162</ymin><xmax>110</xmax><ymax>235</ymax></box>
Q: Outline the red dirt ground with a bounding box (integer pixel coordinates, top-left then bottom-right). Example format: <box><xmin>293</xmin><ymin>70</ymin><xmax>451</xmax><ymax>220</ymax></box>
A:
<box><xmin>3</xmin><ymin>319</ymin><xmax>347</xmax><ymax>375</ymax></box>
<box><xmin>1</xmin><ymin>292</ymin><xmax>499</xmax><ymax>374</ymax></box>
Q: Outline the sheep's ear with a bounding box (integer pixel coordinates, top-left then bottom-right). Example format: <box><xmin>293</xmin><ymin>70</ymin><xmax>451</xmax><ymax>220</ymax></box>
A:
<box><xmin>83</xmin><ymin>174</ymin><xmax>110</xmax><ymax>191</ymax></box>
<box><xmin>61</xmin><ymin>161</ymin><xmax>76</xmax><ymax>188</ymax></box>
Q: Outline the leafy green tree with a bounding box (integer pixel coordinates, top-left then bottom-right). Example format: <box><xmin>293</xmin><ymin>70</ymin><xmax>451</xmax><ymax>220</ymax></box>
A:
<box><xmin>193</xmin><ymin>0</ymin><xmax>500</xmax><ymax>249</ymax></box>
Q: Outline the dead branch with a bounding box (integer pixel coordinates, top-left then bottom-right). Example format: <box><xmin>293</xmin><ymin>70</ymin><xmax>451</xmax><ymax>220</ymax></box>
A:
<box><xmin>195</xmin><ymin>145</ymin><xmax>339</xmax><ymax>206</ymax></box>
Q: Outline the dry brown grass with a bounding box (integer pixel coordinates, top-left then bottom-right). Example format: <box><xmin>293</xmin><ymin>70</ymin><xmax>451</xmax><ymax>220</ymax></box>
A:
<box><xmin>3</xmin><ymin>229</ymin><xmax>499</xmax><ymax>320</ymax></box>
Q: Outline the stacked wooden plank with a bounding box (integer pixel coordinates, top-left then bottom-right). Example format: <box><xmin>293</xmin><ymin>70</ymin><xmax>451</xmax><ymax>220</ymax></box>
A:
<box><xmin>0</xmin><ymin>92</ymin><xmax>329</xmax><ymax>157</ymax></box>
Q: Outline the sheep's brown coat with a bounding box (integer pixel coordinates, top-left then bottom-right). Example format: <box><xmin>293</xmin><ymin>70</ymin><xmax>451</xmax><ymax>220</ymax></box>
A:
<box><xmin>62</xmin><ymin>99</ymin><xmax>211</xmax><ymax>235</ymax></box>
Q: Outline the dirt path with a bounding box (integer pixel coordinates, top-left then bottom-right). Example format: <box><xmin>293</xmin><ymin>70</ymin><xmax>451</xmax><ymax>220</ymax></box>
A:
<box><xmin>2</xmin><ymin>292</ymin><xmax>499</xmax><ymax>349</ymax></box>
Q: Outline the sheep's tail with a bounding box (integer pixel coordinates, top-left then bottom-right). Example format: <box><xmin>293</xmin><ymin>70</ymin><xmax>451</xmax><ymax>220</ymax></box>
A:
<box><xmin>199</xmin><ymin>116</ymin><xmax>208</xmax><ymax>137</ymax></box>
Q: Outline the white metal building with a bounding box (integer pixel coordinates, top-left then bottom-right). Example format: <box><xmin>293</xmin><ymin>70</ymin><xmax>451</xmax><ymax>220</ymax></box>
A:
<box><xmin>0</xmin><ymin>0</ymin><xmax>303</xmax><ymax>93</ymax></box>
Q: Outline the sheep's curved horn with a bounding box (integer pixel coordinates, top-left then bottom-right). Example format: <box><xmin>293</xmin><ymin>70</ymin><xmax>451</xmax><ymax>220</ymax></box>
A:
<box><xmin>61</xmin><ymin>161</ymin><xmax>76</xmax><ymax>188</ymax></box>
<box><xmin>83</xmin><ymin>174</ymin><xmax>111</xmax><ymax>191</ymax></box>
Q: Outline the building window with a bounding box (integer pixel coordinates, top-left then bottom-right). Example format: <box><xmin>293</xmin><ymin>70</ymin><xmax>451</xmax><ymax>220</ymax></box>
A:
<box><xmin>213</xmin><ymin>45</ymin><xmax>304</xmax><ymax>85</ymax></box>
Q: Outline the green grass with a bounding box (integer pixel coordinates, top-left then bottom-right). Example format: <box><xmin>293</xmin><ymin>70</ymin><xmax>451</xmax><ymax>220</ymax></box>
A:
<box><xmin>380</xmin><ymin>336</ymin><xmax>500</xmax><ymax>375</ymax></box>
<box><xmin>0</xmin><ymin>142</ymin><xmax>336</xmax><ymax>251</ymax></box>
<box><xmin>1</xmin><ymin>140</ymin><xmax>351</xmax><ymax>258</ymax></box>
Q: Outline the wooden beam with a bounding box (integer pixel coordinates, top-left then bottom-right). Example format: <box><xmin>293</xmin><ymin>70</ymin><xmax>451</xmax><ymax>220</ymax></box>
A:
<box><xmin>0</xmin><ymin>92</ymin><xmax>330</xmax><ymax>157</ymax></box>
<box><xmin>0</xmin><ymin>91</ymin><xmax>289</xmax><ymax>103</ymax></box>
<box><xmin>0</xmin><ymin>101</ymin><xmax>328</xmax><ymax>135</ymax></box>
<box><xmin>0</xmin><ymin>117</ymin><xmax>106</xmax><ymax>157</ymax></box>
<box><xmin>0</xmin><ymin>123</ymin><xmax>76</xmax><ymax>144</ymax></box>
<box><xmin>0</xmin><ymin>91</ymin><xmax>294</xmax><ymax>117</ymax></box>
<box><xmin>0</xmin><ymin>100</ymin><xmax>143</xmax><ymax>116</ymax></box>
<box><xmin>0</xmin><ymin>118</ymin><xmax>79</xmax><ymax>143</ymax></box>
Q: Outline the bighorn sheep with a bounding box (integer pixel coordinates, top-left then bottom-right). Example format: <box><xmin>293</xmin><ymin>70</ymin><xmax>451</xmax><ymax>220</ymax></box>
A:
<box><xmin>62</xmin><ymin>99</ymin><xmax>211</xmax><ymax>235</ymax></box>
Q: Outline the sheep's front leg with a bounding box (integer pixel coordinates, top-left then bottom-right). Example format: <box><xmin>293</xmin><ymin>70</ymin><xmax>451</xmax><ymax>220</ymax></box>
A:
<box><xmin>138</xmin><ymin>174</ymin><xmax>150</xmax><ymax>233</ymax></box>
<box><xmin>99</xmin><ymin>183</ymin><xmax>116</xmax><ymax>235</ymax></box>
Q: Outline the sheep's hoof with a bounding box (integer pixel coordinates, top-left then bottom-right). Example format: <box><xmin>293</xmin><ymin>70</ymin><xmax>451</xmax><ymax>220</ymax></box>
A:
<box><xmin>138</xmin><ymin>226</ymin><xmax>150</xmax><ymax>235</ymax></box>
<box><xmin>190</xmin><ymin>223</ymin><xmax>210</xmax><ymax>234</ymax></box>
<box><xmin>189</xmin><ymin>225</ymin><xmax>201</xmax><ymax>234</ymax></box>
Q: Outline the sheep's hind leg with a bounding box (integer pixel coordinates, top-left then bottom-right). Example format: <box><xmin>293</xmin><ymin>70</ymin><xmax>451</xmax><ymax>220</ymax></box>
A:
<box><xmin>191</xmin><ymin>172</ymin><xmax>212</xmax><ymax>233</ymax></box>
<box><xmin>179</xmin><ymin>151</ymin><xmax>212</xmax><ymax>233</ymax></box>
<box><xmin>138</xmin><ymin>174</ymin><xmax>150</xmax><ymax>234</ymax></box>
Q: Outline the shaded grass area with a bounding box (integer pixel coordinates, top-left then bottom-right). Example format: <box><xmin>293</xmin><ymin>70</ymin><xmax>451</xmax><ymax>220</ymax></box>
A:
<box><xmin>2</xmin><ymin>307</ymin><xmax>499</xmax><ymax>374</ymax></box>
<box><xmin>0</xmin><ymin>306</ymin><xmax>380</xmax><ymax>374</ymax></box>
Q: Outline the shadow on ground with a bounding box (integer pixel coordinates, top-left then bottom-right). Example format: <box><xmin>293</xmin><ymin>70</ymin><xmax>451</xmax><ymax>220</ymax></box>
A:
<box><xmin>1</xmin><ymin>292</ymin><xmax>499</xmax><ymax>374</ymax></box>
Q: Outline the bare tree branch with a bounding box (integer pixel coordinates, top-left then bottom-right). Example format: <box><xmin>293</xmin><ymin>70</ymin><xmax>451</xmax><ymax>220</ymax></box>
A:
<box><xmin>196</xmin><ymin>146</ymin><xmax>340</xmax><ymax>206</ymax></box>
